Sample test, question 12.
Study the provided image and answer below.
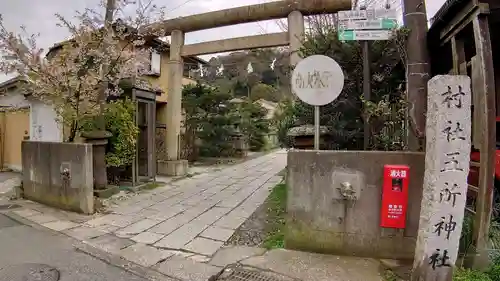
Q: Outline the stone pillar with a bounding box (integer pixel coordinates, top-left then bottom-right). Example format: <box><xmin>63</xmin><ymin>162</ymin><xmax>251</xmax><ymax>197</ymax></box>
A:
<box><xmin>287</xmin><ymin>11</ymin><xmax>305</xmax><ymax>67</ymax></box>
<box><xmin>162</xmin><ymin>29</ymin><xmax>188</xmax><ymax>176</ymax></box>
<box><xmin>411</xmin><ymin>75</ymin><xmax>471</xmax><ymax>281</ymax></box>
<box><xmin>81</xmin><ymin>131</ymin><xmax>118</xmax><ymax>198</ymax></box>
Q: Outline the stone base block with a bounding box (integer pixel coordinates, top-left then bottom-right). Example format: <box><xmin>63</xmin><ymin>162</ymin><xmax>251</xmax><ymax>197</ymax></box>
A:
<box><xmin>157</xmin><ymin>160</ymin><xmax>188</xmax><ymax>176</ymax></box>
<box><xmin>94</xmin><ymin>185</ymin><xmax>120</xmax><ymax>198</ymax></box>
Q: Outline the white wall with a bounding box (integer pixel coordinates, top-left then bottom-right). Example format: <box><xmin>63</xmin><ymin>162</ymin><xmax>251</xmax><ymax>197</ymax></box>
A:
<box><xmin>29</xmin><ymin>100</ymin><xmax>62</xmax><ymax>142</ymax></box>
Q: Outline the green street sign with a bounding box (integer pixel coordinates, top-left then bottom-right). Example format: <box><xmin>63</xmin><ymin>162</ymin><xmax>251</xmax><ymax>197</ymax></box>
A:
<box><xmin>338</xmin><ymin>30</ymin><xmax>393</xmax><ymax>41</ymax></box>
<box><xmin>381</xmin><ymin>19</ymin><xmax>397</xmax><ymax>29</ymax></box>
<box><xmin>338</xmin><ymin>30</ymin><xmax>355</xmax><ymax>41</ymax></box>
<box><xmin>338</xmin><ymin>18</ymin><xmax>397</xmax><ymax>31</ymax></box>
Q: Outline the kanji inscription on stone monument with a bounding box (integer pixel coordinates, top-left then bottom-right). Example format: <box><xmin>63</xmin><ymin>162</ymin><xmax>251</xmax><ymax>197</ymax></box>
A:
<box><xmin>412</xmin><ymin>75</ymin><xmax>471</xmax><ymax>281</ymax></box>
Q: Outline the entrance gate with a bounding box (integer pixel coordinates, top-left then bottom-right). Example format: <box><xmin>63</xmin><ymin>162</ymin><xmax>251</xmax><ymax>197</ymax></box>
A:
<box><xmin>143</xmin><ymin>0</ymin><xmax>352</xmax><ymax>176</ymax></box>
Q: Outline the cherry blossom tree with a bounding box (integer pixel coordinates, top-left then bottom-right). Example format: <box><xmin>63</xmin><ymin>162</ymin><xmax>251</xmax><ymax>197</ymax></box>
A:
<box><xmin>0</xmin><ymin>0</ymin><xmax>166</xmax><ymax>141</ymax></box>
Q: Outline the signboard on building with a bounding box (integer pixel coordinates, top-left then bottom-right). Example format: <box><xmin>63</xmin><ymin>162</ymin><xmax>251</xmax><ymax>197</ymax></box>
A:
<box><xmin>337</xmin><ymin>8</ymin><xmax>397</xmax><ymax>41</ymax></box>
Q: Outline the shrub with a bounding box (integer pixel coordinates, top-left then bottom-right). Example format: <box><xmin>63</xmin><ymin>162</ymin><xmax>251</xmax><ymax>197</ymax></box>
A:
<box><xmin>104</xmin><ymin>98</ymin><xmax>138</xmax><ymax>168</ymax></box>
<box><xmin>182</xmin><ymin>83</ymin><xmax>239</xmax><ymax>158</ymax></box>
<box><xmin>239</xmin><ymin>100</ymin><xmax>270</xmax><ymax>151</ymax></box>
<box><xmin>486</xmin><ymin>264</ymin><xmax>500</xmax><ymax>281</ymax></box>
<box><xmin>454</xmin><ymin>268</ymin><xmax>492</xmax><ymax>281</ymax></box>
<box><xmin>80</xmin><ymin>98</ymin><xmax>138</xmax><ymax>184</ymax></box>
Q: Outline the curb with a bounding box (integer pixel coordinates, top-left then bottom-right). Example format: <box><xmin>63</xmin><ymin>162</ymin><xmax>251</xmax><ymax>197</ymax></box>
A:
<box><xmin>3</xmin><ymin>211</ymin><xmax>180</xmax><ymax>281</ymax></box>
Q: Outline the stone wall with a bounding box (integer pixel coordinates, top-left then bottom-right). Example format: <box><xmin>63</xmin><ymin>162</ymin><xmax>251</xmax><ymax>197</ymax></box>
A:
<box><xmin>22</xmin><ymin>141</ymin><xmax>94</xmax><ymax>214</ymax></box>
<box><xmin>285</xmin><ymin>150</ymin><xmax>425</xmax><ymax>260</ymax></box>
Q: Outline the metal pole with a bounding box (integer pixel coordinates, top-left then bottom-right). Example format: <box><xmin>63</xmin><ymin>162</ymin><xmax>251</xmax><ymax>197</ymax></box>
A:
<box><xmin>363</xmin><ymin>40</ymin><xmax>371</xmax><ymax>150</ymax></box>
<box><xmin>314</xmin><ymin>105</ymin><xmax>320</xmax><ymax>150</ymax></box>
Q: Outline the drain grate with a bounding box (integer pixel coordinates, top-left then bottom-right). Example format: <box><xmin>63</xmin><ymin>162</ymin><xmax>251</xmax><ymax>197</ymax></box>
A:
<box><xmin>213</xmin><ymin>266</ymin><xmax>296</xmax><ymax>281</ymax></box>
<box><xmin>0</xmin><ymin>263</ymin><xmax>60</xmax><ymax>281</ymax></box>
<box><xmin>0</xmin><ymin>204</ymin><xmax>21</xmax><ymax>211</ymax></box>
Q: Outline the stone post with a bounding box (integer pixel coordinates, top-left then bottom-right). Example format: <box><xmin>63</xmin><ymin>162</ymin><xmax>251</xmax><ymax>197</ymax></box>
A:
<box><xmin>163</xmin><ymin>29</ymin><xmax>188</xmax><ymax>176</ymax></box>
<box><xmin>287</xmin><ymin>11</ymin><xmax>305</xmax><ymax>67</ymax></box>
<box><xmin>411</xmin><ymin>75</ymin><xmax>471</xmax><ymax>281</ymax></box>
<box><xmin>81</xmin><ymin>130</ymin><xmax>118</xmax><ymax>198</ymax></box>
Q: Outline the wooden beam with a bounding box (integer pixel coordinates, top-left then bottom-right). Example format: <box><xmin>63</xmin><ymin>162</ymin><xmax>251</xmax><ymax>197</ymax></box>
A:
<box><xmin>439</xmin><ymin>3</ymin><xmax>490</xmax><ymax>46</ymax></box>
<box><xmin>471</xmin><ymin>56</ymin><xmax>482</xmax><ymax>149</ymax></box>
<box><xmin>181</xmin><ymin>33</ymin><xmax>289</xmax><ymax>57</ymax></box>
<box><xmin>439</xmin><ymin>1</ymin><xmax>477</xmax><ymax>40</ymax></box>
<box><xmin>460</xmin><ymin>62</ymin><xmax>468</xmax><ymax>76</ymax></box>
<box><xmin>453</xmin><ymin>36</ymin><xmax>483</xmax><ymax>149</ymax></box>
<box><xmin>451</xmin><ymin>36</ymin><xmax>466</xmax><ymax>75</ymax></box>
<box><xmin>471</xmin><ymin>13</ymin><xmax>496</xmax><ymax>269</ymax></box>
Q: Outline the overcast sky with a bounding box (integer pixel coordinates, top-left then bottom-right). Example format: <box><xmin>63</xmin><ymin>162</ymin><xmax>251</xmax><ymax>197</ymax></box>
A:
<box><xmin>0</xmin><ymin>0</ymin><xmax>446</xmax><ymax>82</ymax></box>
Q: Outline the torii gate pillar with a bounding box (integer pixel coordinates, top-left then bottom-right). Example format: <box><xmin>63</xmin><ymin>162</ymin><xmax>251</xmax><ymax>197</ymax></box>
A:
<box><xmin>288</xmin><ymin>10</ymin><xmax>305</xmax><ymax>66</ymax></box>
<box><xmin>163</xmin><ymin>29</ymin><xmax>187</xmax><ymax>176</ymax></box>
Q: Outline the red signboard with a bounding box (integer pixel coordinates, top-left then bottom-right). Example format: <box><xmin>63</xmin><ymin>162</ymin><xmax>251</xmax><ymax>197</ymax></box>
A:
<box><xmin>380</xmin><ymin>165</ymin><xmax>409</xmax><ymax>229</ymax></box>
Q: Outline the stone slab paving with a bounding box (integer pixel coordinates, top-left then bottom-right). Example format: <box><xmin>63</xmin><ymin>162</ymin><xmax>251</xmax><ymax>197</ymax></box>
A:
<box><xmin>153</xmin><ymin>255</ymin><xmax>221</xmax><ymax>281</ymax></box>
<box><xmin>8</xmin><ymin>150</ymin><xmax>288</xmax><ymax>279</ymax></box>
<box><xmin>240</xmin><ymin>248</ymin><xmax>384</xmax><ymax>281</ymax></box>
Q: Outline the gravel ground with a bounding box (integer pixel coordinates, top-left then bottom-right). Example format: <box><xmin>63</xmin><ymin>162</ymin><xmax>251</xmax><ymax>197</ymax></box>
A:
<box><xmin>229</xmin><ymin>170</ymin><xmax>286</xmax><ymax>247</ymax></box>
<box><xmin>227</xmin><ymin>200</ymin><xmax>269</xmax><ymax>246</ymax></box>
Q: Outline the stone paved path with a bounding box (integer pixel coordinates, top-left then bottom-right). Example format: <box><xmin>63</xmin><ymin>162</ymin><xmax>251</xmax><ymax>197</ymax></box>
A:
<box><xmin>8</xmin><ymin>150</ymin><xmax>288</xmax><ymax>280</ymax></box>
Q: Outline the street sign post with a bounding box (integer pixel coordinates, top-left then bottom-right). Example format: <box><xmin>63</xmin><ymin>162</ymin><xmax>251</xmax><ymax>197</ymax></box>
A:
<box><xmin>337</xmin><ymin>8</ymin><xmax>397</xmax><ymax>41</ymax></box>
<box><xmin>291</xmin><ymin>55</ymin><xmax>345</xmax><ymax>150</ymax></box>
<box><xmin>337</xmin><ymin>8</ymin><xmax>397</xmax><ymax>148</ymax></box>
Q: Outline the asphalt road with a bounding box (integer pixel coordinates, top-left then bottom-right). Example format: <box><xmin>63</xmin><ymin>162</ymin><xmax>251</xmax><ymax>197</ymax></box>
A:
<box><xmin>0</xmin><ymin>213</ymin><xmax>150</xmax><ymax>281</ymax></box>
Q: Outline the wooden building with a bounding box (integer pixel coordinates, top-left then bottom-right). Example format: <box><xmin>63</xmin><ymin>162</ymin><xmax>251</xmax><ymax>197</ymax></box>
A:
<box><xmin>428</xmin><ymin>0</ymin><xmax>499</xmax><ymax>266</ymax></box>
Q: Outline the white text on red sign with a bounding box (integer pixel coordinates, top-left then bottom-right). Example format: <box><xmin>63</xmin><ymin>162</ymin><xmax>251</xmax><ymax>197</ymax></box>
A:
<box><xmin>390</xmin><ymin>169</ymin><xmax>407</xmax><ymax>178</ymax></box>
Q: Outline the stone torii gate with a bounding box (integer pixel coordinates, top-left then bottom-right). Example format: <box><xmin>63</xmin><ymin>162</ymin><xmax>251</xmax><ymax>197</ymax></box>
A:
<box><xmin>146</xmin><ymin>0</ymin><xmax>351</xmax><ymax>176</ymax></box>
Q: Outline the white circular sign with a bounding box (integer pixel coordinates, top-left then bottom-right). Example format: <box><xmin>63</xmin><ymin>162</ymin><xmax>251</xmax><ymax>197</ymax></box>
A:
<box><xmin>291</xmin><ymin>55</ymin><xmax>345</xmax><ymax>106</ymax></box>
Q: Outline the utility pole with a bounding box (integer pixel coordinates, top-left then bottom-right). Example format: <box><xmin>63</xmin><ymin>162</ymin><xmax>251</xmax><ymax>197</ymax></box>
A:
<box><xmin>83</xmin><ymin>0</ymin><xmax>116</xmax><ymax>192</ymax></box>
<box><xmin>97</xmin><ymin>0</ymin><xmax>116</xmax><ymax>129</ymax></box>
<box><xmin>402</xmin><ymin>0</ymin><xmax>430</xmax><ymax>151</ymax></box>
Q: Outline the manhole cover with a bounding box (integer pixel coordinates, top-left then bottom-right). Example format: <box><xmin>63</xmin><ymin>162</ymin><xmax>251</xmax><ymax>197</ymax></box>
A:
<box><xmin>0</xmin><ymin>264</ymin><xmax>59</xmax><ymax>281</ymax></box>
<box><xmin>0</xmin><ymin>204</ymin><xmax>21</xmax><ymax>211</ymax></box>
<box><xmin>213</xmin><ymin>266</ymin><xmax>296</xmax><ymax>281</ymax></box>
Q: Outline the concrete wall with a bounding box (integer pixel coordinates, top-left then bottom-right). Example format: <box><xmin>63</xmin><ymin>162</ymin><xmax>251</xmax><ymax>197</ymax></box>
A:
<box><xmin>22</xmin><ymin>141</ymin><xmax>94</xmax><ymax>214</ymax></box>
<box><xmin>285</xmin><ymin>150</ymin><xmax>425</xmax><ymax>260</ymax></box>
